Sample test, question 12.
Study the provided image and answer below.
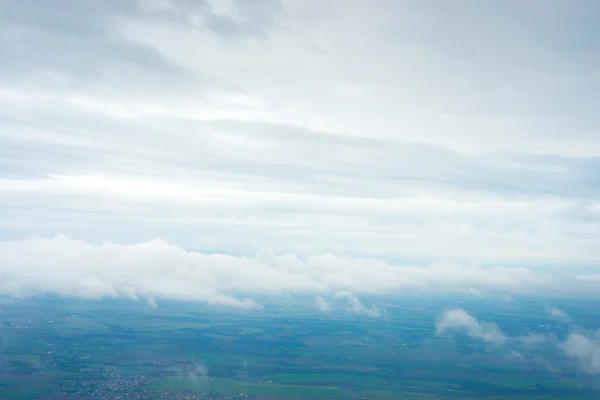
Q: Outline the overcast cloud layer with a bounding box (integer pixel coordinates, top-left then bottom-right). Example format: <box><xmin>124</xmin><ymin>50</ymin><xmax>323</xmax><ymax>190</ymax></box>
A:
<box><xmin>0</xmin><ymin>0</ymin><xmax>599</xmax><ymax>299</ymax></box>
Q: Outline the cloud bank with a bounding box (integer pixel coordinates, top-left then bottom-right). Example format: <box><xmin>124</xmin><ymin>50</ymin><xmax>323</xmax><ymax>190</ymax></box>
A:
<box><xmin>1</xmin><ymin>236</ymin><xmax>600</xmax><ymax>310</ymax></box>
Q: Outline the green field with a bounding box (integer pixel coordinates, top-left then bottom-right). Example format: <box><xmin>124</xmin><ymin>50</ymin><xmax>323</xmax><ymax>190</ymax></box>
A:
<box><xmin>1</xmin><ymin>297</ymin><xmax>599</xmax><ymax>399</ymax></box>
<box><xmin>149</xmin><ymin>377</ymin><xmax>354</xmax><ymax>398</ymax></box>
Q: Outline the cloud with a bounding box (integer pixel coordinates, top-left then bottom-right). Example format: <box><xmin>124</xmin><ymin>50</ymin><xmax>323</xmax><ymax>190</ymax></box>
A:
<box><xmin>334</xmin><ymin>291</ymin><xmax>385</xmax><ymax>317</ymax></box>
<box><xmin>167</xmin><ymin>362</ymin><xmax>211</xmax><ymax>383</ymax></box>
<box><xmin>519</xmin><ymin>333</ymin><xmax>556</xmax><ymax>349</ymax></box>
<box><xmin>315</xmin><ymin>296</ymin><xmax>332</xmax><ymax>312</ymax></box>
<box><xmin>0</xmin><ymin>0</ymin><xmax>599</xmax><ymax>264</ymax></box>
<box><xmin>435</xmin><ymin>309</ymin><xmax>600</xmax><ymax>376</ymax></box>
<box><xmin>316</xmin><ymin>294</ymin><xmax>382</xmax><ymax>317</ymax></box>
<box><xmin>188</xmin><ymin>363</ymin><xmax>209</xmax><ymax>381</ymax></box>
<box><xmin>507</xmin><ymin>351</ymin><xmax>525</xmax><ymax>362</ymax></box>
<box><xmin>146</xmin><ymin>296</ymin><xmax>158</xmax><ymax>308</ymax></box>
<box><xmin>1</xmin><ymin>236</ymin><xmax>600</xmax><ymax>309</ymax></box>
<box><xmin>560</xmin><ymin>332</ymin><xmax>600</xmax><ymax>375</ymax></box>
<box><xmin>548</xmin><ymin>307</ymin><xmax>567</xmax><ymax>318</ymax></box>
<box><xmin>436</xmin><ymin>309</ymin><xmax>507</xmax><ymax>344</ymax></box>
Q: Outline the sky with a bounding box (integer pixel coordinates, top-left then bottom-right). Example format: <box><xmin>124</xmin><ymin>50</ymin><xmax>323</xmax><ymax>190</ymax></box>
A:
<box><xmin>0</xmin><ymin>1</ymin><xmax>599</xmax><ymax>305</ymax></box>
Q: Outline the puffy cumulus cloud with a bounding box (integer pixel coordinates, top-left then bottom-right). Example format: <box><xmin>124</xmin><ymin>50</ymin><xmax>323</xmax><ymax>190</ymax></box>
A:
<box><xmin>560</xmin><ymin>332</ymin><xmax>600</xmax><ymax>375</ymax></box>
<box><xmin>436</xmin><ymin>309</ymin><xmax>507</xmax><ymax>344</ymax></box>
<box><xmin>0</xmin><ymin>0</ymin><xmax>599</xmax><ymax>264</ymax></box>
<box><xmin>1</xmin><ymin>236</ymin><xmax>600</xmax><ymax>310</ymax></box>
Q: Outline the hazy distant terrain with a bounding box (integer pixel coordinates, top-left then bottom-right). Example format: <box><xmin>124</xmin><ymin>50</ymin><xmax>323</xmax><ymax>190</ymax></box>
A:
<box><xmin>1</xmin><ymin>296</ymin><xmax>598</xmax><ymax>399</ymax></box>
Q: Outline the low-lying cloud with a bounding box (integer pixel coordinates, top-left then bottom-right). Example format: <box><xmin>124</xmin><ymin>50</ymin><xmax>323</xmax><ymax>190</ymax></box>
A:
<box><xmin>314</xmin><ymin>293</ymin><xmax>383</xmax><ymax>317</ymax></box>
<box><xmin>436</xmin><ymin>309</ymin><xmax>507</xmax><ymax>344</ymax></box>
<box><xmin>548</xmin><ymin>307</ymin><xmax>568</xmax><ymax>319</ymax></box>
<box><xmin>519</xmin><ymin>332</ymin><xmax>556</xmax><ymax>349</ymax></box>
<box><xmin>560</xmin><ymin>332</ymin><xmax>600</xmax><ymax>374</ymax></box>
<box><xmin>437</xmin><ymin>308</ymin><xmax>600</xmax><ymax>376</ymax></box>
<box><xmin>334</xmin><ymin>291</ymin><xmax>385</xmax><ymax>317</ymax></box>
<box><xmin>315</xmin><ymin>296</ymin><xmax>332</xmax><ymax>312</ymax></box>
<box><xmin>1</xmin><ymin>236</ymin><xmax>600</xmax><ymax>311</ymax></box>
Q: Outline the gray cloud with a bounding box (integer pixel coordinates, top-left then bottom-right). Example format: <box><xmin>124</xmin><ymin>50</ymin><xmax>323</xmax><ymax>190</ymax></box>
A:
<box><xmin>0</xmin><ymin>0</ymin><xmax>599</xmax><ymax>264</ymax></box>
<box><xmin>0</xmin><ymin>1</ymin><xmax>181</xmax><ymax>82</ymax></box>
<box><xmin>560</xmin><ymin>332</ymin><xmax>600</xmax><ymax>375</ymax></box>
<box><xmin>1</xmin><ymin>113</ymin><xmax>598</xmax><ymax>261</ymax></box>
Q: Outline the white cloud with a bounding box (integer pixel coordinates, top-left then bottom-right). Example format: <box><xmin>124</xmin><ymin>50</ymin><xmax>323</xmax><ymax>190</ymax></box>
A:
<box><xmin>315</xmin><ymin>296</ymin><xmax>332</xmax><ymax>312</ymax></box>
<box><xmin>519</xmin><ymin>333</ymin><xmax>556</xmax><ymax>349</ymax></box>
<box><xmin>334</xmin><ymin>291</ymin><xmax>384</xmax><ymax>318</ymax></box>
<box><xmin>146</xmin><ymin>296</ymin><xmax>158</xmax><ymax>308</ymax></box>
<box><xmin>0</xmin><ymin>172</ymin><xmax>598</xmax><ymax>263</ymax></box>
<box><xmin>560</xmin><ymin>332</ymin><xmax>600</xmax><ymax>375</ymax></box>
<box><xmin>507</xmin><ymin>351</ymin><xmax>525</xmax><ymax>362</ymax></box>
<box><xmin>1</xmin><ymin>236</ymin><xmax>600</xmax><ymax>309</ymax></box>
<box><xmin>436</xmin><ymin>309</ymin><xmax>507</xmax><ymax>344</ymax></box>
<box><xmin>548</xmin><ymin>307</ymin><xmax>567</xmax><ymax>319</ymax></box>
<box><xmin>436</xmin><ymin>310</ymin><xmax>600</xmax><ymax>376</ymax></box>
